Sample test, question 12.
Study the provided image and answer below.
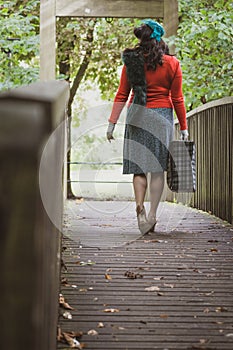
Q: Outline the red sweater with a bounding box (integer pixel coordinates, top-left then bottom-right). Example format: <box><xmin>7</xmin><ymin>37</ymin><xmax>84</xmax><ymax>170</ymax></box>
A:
<box><xmin>109</xmin><ymin>55</ymin><xmax>187</xmax><ymax>130</ymax></box>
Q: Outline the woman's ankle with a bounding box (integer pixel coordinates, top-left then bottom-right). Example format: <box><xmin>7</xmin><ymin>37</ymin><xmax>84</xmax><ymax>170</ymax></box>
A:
<box><xmin>148</xmin><ymin>211</ymin><xmax>156</xmax><ymax>220</ymax></box>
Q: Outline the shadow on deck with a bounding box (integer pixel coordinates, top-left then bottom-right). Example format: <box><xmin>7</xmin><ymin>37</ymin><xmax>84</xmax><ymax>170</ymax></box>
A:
<box><xmin>58</xmin><ymin>200</ymin><xmax>233</xmax><ymax>350</ymax></box>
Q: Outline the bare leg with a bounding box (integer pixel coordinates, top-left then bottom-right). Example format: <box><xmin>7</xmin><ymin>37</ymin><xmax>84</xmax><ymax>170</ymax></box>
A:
<box><xmin>148</xmin><ymin>172</ymin><xmax>164</xmax><ymax>221</ymax></box>
<box><xmin>133</xmin><ymin>174</ymin><xmax>152</xmax><ymax>234</ymax></box>
<box><xmin>133</xmin><ymin>174</ymin><xmax>147</xmax><ymax>210</ymax></box>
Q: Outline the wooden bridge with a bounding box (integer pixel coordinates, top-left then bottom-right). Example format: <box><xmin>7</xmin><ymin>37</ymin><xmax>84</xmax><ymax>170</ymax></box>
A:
<box><xmin>59</xmin><ymin>200</ymin><xmax>233</xmax><ymax>350</ymax></box>
<box><xmin>0</xmin><ymin>81</ymin><xmax>232</xmax><ymax>350</ymax></box>
<box><xmin>0</xmin><ymin>1</ymin><xmax>233</xmax><ymax>349</ymax></box>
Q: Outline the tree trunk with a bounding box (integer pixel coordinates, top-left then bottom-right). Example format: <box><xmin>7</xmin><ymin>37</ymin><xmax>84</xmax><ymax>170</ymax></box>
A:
<box><xmin>66</xmin><ymin>20</ymin><xmax>97</xmax><ymax>198</ymax></box>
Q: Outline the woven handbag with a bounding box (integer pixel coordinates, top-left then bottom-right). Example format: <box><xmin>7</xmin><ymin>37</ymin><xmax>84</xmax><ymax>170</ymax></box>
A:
<box><xmin>167</xmin><ymin>140</ymin><xmax>196</xmax><ymax>193</ymax></box>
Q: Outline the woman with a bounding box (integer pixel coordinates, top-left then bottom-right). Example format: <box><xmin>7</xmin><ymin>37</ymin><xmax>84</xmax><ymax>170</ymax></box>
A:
<box><xmin>106</xmin><ymin>20</ymin><xmax>188</xmax><ymax>234</ymax></box>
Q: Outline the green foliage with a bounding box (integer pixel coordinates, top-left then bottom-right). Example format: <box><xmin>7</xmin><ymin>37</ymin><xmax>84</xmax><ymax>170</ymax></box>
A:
<box><xmin>175</xmin><ymin>0</ymin><xmax>233</xmax><ymax>110</ymax></box>
<box><xmin>0</xmin><ymin>0</ymin><xmax>40</xmax><ymax>91</ymax></box>
<box><xmin>56</xmin><ymin>18</ymin><xmax>140</xmax><ymax>101</ymax></box>
<box><xmin>1</xmin><ymin>0</ymin><xmax>231</xmax><ymax>111</ymax></box>
<box><xmin>87</xmin><ymin>18</ymin><xmax>140</xmax><ymax>100</ymax></box>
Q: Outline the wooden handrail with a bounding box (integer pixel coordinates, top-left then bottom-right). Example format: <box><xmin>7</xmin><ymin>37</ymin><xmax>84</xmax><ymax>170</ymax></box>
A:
<box><xmin>168</xmin><ymin>96</ymin><xmax>233</xmax><ymax>224</ymax></box>
<box><xmin>0</xmin><ymin>81</ymin><xmax>69</xmax><ymax>350</ymax></box>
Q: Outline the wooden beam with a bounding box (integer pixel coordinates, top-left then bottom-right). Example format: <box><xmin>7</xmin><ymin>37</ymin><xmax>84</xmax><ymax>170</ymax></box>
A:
<box><xmin>40</xmin><ymin>0</ymin><xmax>56</xmax><ymax>80</ymax></box>
<box><xmin>56</xmin><ymin>0</ymin><xmax>164</xmax><ymax>18</ymax></box>
<box><xmin>163</xmin><ymin>0</ymin><xmax>178</xmax><ymax>54</ymax></box>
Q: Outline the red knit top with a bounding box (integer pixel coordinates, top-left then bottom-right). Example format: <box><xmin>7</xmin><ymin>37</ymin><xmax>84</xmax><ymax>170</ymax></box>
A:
<box><xmin>109</xmin><ymin>55</ymin><xmax>187</xmax><ymax>130</ymax></box>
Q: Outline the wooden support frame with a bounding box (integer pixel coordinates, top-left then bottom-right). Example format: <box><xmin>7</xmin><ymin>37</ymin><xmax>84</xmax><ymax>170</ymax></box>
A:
<box><xmin>40</xmin><ymin>0</ymin><xmax>178</xmax><ymax>80</ymax></box>
<box><xmin>40</xmin><ymin>0</ymin><xmax>56</xmax><ymax>81</ymax></box>
<box><xmin>56</xmin><ymin>0</ymin><xmax>164</xmax><ymax>17</ymax></box>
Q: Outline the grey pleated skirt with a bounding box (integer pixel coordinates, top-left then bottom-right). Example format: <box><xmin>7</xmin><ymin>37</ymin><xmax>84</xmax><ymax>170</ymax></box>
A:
<box><xmin>123</xmin><ymin>107</ymin><xmax>174</xmax><ymax>174</ymax></box>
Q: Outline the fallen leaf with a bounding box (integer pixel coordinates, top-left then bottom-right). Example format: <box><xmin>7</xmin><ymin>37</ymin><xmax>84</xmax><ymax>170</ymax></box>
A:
<box><xmin>208</xmin><ymin>240</ymin><xmax>219</xmax><ymax>243</ymax></box>
<box><xmin>199</xmin><ymin>338</ymin><xmax>208</xmax><ymax>344</ymax></box>
<box><xmin>153</xmin><ymin>277</ymin><xmax>164</xmax><ymax>281</ymax></box>
<box><xmin>57</xmin><ymin>326</ymin><xmax>62</xmax><ymax>341</ymax></box>
<box><xmin>61</xmin><ymin>278</ymin><xmax>70</xmax><ymax>286</ymax></box>
<box><xmin>63</xmin><ymin>333</ymin><xmax>81</xmax><ymax>348</ymax></box>
<box><xmin>103</xmin><ymin>308</ymin><xmax>120</xmax><ymax>313</ymax></box>
<box><xmin>87</xmin><ymin>329</ymin><xmax>98</xmax><ymax>336</ymax></box>
<box><xmin>203</xmin><ymin>308</ymin><xmax>210</xmax><ymax>313</ymax></box>
<box><xmin>67</xmin><ymin>331</ymin><xmax>83</xmax><ymax>338</ymax></box>
<box><xmin>215</xmin><ymin>306</ymin><xmax>228</xmax><ymax>312</ymax></box>
<box><xmin>145</xmin><ymin>286</ymin><xmax>160</xmax><ymax>292</ymax></box>
<box><xmin>143</xmin><ymin>260</ymin><xmax>152</xmax><ymax>264</ymax></box>
<box><xmin>204</xmin><ymin>291</ymin><xmax>214</xmax><ymax>296</ymax></box>
<box><xmin>97</xmin><ymin>322</ymin><xmax>104</xmax><ymax>328</ymax></box>
<box><xmin>110</xmin><ymin>325</ymin><xmax>126</xmax><ymax>330</ymax></box>
<box><xmin>79</xmin><ymin>288</ymin><xmax>87</xmax><ymax>292</ymax></box>
<box><xmin>76</xmin><ymin>198</ymin><xmax>84</xmax><ymax>203</ymax></box>
<box><xmin>164</xmin><ymin>283</ymin><xmax>174</xmax><ymax>288</ymax></box>
<box><xmin>61</xmin><ymin>259</ymin><xmax>68</xmax><ymax>271</ymax></box>
<box><xmin>143</xmin><ymin>239</ymin><xmax>161</xmax><ymax>243</ymax></box>
<box><xmin>81</xmin><ymin>260</ymin><xmax>96</xmax><ymax>266</ymax></box>
<box><xmin>226</xmin><ymin>333</ymin><xmax>233</xmax><ymax>337</ymax></box>
<box><xmin>124</xmin><ymin>271</ymin><xmax>143</xmax><ymax>279</ymax></box>
<box><xmin>157</xmin><ymin>292</ymin><xmax>164</xmax><ymax>296</ymax></box>
<box><xmin>160</xmin><ymin>314</ymin><xmax>169</xmax><ymax>318</ymax></box>
<box><xmin>177</xmin><ymin>265</ymin><xmax>189</xmax><ymax>270</ymax></box>
<box><xmin>105</xmin><ymin>273</ymin><xmax>112</xmax><ymax>280</ymax></box>
<box><xmin>63</xmin><ymin>311</ymin><xmax>72</xmax><ymax>320</ymax></box>
<box><xmin>210</xmin><ymin>248</ymin><xmax>218</xmax><ymax>252</ymax></box>
<box><xmin>193</xmin><ymin>268</ymin><xmax>202</xmax><ymax>273</ymax></box>
<box><xmin>138</xmin><ymin>267</ymin><xmax>151</xmax><ymax>271</ymax></box>
<box><xmin>57</xmin><ymin>330</ymin><xmax>84</xmax><ymax>349</ymax></box>
<box><xmin>59</xmin><ymin>294</ymin><xmax>74</xmax><ymax>310</ymax></box>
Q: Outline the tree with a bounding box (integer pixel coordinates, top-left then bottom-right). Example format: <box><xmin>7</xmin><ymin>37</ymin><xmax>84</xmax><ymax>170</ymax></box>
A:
<box><xmin>56</xmin><ymin>17</ymin><xmax>141</xmax><ymax>197</ymax></box>
<box><xmin>174</xmin><ymin>0</ymin><xmax>233</xmax><ymax>110</ymax></box>
<box><xmin>1</xmin><ymin>1</ymin><xmax>232</xmax><ymax>196</ymax></box>
<box><xmin>56</xmin><ymin>18</ymin><xmax>140</xmax><ymax>113</ymax></box>
<box><xmin>0</xmin><ymin>0</ymin><xmax>40</xmax><ymax>90</ymax></box>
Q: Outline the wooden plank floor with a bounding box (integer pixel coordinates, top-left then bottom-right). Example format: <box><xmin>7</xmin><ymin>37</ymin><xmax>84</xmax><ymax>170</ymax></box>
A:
<box><xmin>58</xmin><ymin>200</ymin><xmax>233</xmax><ymax>350</ymax></box>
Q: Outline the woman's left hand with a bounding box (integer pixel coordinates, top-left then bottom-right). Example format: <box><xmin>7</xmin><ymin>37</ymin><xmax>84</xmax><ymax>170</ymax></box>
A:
<box><xmin>180</xmin><ymin>129</ymin><xmax>189</xmax><ymax>141</ymax></box>
<box><xmin>106</xmin><ymin>122</ymin><xmax>115</xmax><ymax>142</ymax></box>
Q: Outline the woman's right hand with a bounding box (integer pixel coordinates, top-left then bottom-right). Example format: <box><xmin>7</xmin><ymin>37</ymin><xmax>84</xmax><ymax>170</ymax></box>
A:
<box><xmin>106</xmin><ymin>122</ymin><xmax>115</xmax><ymax>142</ymax></box>
<box><xmin>180</xmin><ymin>129</ymin><xmax>189</xmax><ymax>141</ymax></box>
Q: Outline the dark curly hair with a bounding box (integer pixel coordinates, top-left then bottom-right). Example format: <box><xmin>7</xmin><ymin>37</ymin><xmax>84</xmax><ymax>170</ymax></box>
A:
<box><xmin>125</xmin><ymin>24</ymin><xmax>170</xmax><ymax>71</ymax></box>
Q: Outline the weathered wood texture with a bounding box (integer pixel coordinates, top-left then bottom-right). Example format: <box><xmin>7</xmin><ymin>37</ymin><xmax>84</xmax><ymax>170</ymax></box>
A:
<box><xmin>58</xmin><ymin>200</ymin><xmax>233</xmax><ymax>349</ymax></box>
<box><xmin>163</xmin><ymin>0</ymin><xmax>178</xmax><ymax>54</ymax></box>
<box><xmin>40</xmin><ymin>0</ymin><xmax>56</xmax><ymax>80</ymax></box>
<box><xmin>56</xmin><ymin>0</ymin><xmax>164</xmax><ymax>18</ymax></box>
<box><xmin>170</xmin><ymin>97</ymin><xmax>233</xmax><ymax>224</ymax></box>
<box><xmin>0</xmin><ymin>81</ymin><xmax>69</xmax><ymax>350</ymax></box>
<box><xmin>40</xmin><ymin>0</ymin><xmax>178</xmax><ymax>79</ymax></box>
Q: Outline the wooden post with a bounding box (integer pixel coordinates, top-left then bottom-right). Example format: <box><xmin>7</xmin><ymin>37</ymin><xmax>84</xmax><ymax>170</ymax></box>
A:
<box><xmin>40</xmin><ymin>0</ymin><xmax>56</xmax><ymax>80</ymax></box>
<box><xmin>0</xmin><ymin>81</ymin><xmax>69</xmax><ymax>350</ymax></box>
<box><xmin>163</xmin><ymin>0</ymin><xmax>178</xmax><ymax>54</ymax></box>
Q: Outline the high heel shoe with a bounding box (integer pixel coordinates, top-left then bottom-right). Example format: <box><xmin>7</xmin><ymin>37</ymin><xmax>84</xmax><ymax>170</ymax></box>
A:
<box><xmin>136</xmin><ymin>205</ymin><xmax>152</xmax><ymax>235</ymax></box>
<box><xmin>147</xmin><ymin>215</ymin><xmax>157</xmax><ymax>232</ymax></box>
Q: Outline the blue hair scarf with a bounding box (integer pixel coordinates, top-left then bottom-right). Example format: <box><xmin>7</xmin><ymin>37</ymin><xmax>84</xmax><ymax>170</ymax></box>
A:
<box><xmin>142</xmin><ymin>19</ymin><xmax>165</xmax><ymax>42</ymax></box>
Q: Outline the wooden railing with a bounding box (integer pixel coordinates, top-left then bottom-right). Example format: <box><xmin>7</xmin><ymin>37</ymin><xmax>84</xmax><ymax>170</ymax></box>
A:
<box><xmin>0</xmin><ymin>81</ymin><xmax>69</xmax><ymax>350</ymax></box>
<box><xmin>169</xmin><ymin>97</ymin><xmax>233</xmax><ymax>224</ymax></box>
